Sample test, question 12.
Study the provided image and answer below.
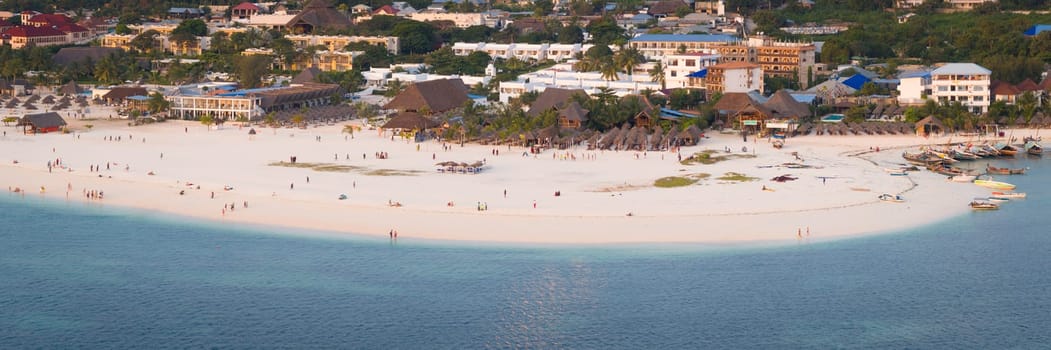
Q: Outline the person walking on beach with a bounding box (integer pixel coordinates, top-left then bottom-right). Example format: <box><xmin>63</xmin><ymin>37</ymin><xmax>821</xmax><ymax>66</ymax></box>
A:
<box><xmin>290</xmin><ymin>183</ymin><xmax>294</xmax><ymax>190</ymax></box>
<box><xmin>533</xmin><ymin>200</ymin><xmax>537</xmax><ymax>209</ymax></box>
<box><xmin>503</xmin><ymin>189</ymin><xmax>507</xmax><ymax>198</ymax></box>
<box><xmin>306</xmin><ymin>176</ymin><xmax>310</xmax><ymax>183</ymax></box>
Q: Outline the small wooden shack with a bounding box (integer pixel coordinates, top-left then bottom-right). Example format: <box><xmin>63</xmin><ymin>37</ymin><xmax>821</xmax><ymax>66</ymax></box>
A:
<box><xmin>18</xmin><ymin>112</ymin><xmax>67</xmax><ymax>134</ymax></box>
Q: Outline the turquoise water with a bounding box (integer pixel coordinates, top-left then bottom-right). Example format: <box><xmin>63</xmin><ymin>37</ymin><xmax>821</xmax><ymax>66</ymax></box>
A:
<box><xmin>2</xmin><ymin>157</ymin><xmax>1050</xmax><ymax>348</ymax></box>
<box><xmin>821</xmin><ymin>114</ymin><xmax>845</xmax><ymax>122</ymax></box>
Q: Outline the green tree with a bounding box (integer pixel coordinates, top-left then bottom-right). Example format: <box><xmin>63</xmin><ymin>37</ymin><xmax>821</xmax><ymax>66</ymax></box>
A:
<box><xmin>614</xmin><ymin>46</ymin><xmax>643</xmax><ymax>76</ymax></box>
<box><xmin>146</xmin><ymin>92</ymin><xmax>169</xmax><ymax>115</ymax></box>
<box><xmin>264</xmin><ymin>112</ymin><xmax>278</xmax><ymax>134</ymax></box>
<box><xmin>586</xmin><ymin>17</ymin><xmax>626</xmax><ymax>46</ymax></box>
<box><xmin>200</xmin><ymin>114</ymin><xmax>214</xmax><ymax>131</ymax></box>
<box><xmin>648</xmin><ymin>61</ymin><xmax>666</xmax><ymax>90</ymax></box>
<box><xmin>291</xmin><ymin>113</ymin><xmax>305</xmax><ymax>128</ymax></box>
<box><xmin>600</xmin><ymin>59</ymin><xmax>619</xmax><ymax>81</ymax></box>
<box><xmin>234</xmin><ymin>55</ymin><xmax>272</xmax><ymax>88</ymax></box>
<box><xmin>392</xmin><ymin>20</ymin><xmax>439</xmax><ymax>54</ymax></box>
<box><xmin>93</xmin><ymin>56</ymin><xmax>120</xmax><ymax>84</ymax></box>
<box><xmin>130</xmin><ymin>30</ymin><xmax>160</xmax><ymax>54</ymax></box>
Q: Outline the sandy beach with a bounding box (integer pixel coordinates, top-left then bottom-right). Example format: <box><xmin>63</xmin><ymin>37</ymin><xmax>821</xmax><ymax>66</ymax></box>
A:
<box><xmin>3</xmin><ymin>107</ymin><xmax>1011</xmax><ymax>244</ymax></box>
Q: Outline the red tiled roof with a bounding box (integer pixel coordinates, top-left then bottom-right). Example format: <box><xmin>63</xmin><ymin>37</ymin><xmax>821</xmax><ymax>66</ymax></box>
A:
<box><xmin>374</xmin><ymin>5</ymin><xmax>398</xmax><ymax>14</ymax></box>
<box><xmin>5</xmin><ymin>25</ymin><xmax>67</xmax><ymax>37</ymax></box>
<box><xmin>990</xmin><ymin>81</ymin><xmax>1020</xmax><ymax>96</ymax></box>
<box><xmin>27</xmin><ymin>13</ymin><xmax>73</xmax><ymax>26</ymax></box>
<box><xmin>233</xmin><ymin>2</ymin><xmax>261</xmax><ymax>11</ymax></box>
<box><xmin>1016</xmin><ymin>78</ymin><xmax>1041</xmax><ymax>92</ymax></box>
<box><xmin>54</xmin><ymin>23</ymin><xmax>90</xmax><ymax>33</ymax></box>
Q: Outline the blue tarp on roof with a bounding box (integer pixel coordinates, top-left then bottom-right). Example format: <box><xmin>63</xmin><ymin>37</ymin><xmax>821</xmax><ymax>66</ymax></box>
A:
<box><xmin>217</xmin><ymin>87</ymin><xmax>285</xmax><ymax>97</ymax></box>
<box><xmin>842</xmin><ymin>74</ymin><xmax>871</xmax><ymax>90</ymax></box>
<box><xmin>687</xmin><ymin>68</ymin><xmax>708</xmax><ymax>78</ymax></box>
<box><xmin>789</xmin><ymin>93</ymin><xmax>817</xmax><ymax>104</ymax></box>
<box><xmin>1024</xmin><ymin>24</ymin><xmax>1051</xmax><ymax>36</ymax></box>
<box><xmin>660</xmin><ymin>108</ymin><xmax>697</xmax><ymax>119</ymax></box>
<box><xmin>630</xmin><ymin>34</ymin><xmax>738</xmax><ymax>43</ymax></box>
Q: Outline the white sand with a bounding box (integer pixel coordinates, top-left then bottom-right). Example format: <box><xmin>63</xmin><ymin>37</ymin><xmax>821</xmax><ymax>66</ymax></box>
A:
<box><xmin>2</xmin><ymin>110</ymin><xmax>1009</xmax><ymax>244</ymax></box>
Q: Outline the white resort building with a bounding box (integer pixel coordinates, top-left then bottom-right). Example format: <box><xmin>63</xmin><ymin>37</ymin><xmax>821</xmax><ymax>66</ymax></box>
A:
<box><xmin>896</xmin><ymin>63</ymin><xmax>991</xmax><ymax>114</ymax></box>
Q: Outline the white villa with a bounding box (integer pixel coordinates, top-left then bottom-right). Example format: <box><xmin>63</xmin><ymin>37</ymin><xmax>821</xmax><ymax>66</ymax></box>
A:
<box><xmin>660</xmin><ymin>53</ymin><xmax>721</xmax><ymax>89</ymax></box>
<box><xmin>897</xmin><ymin>63</ymin><xmax>991</xmax><ymax>114</ymax></box>
<box><xmin>497</xmin><ymin>62</ymin><xmax>661</xmax><ymax>103</ymax></box>
<box><xmin>450</xmin><ymin>42</ymin><xmax>589</xmax><ymax>61</ymax></box>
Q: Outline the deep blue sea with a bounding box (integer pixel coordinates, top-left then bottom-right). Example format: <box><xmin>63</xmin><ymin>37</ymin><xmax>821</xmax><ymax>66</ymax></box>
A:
<box><xmin>2</xmin><ymin>156</ymin><xmax>1050</xmax><ymax>349</ymax></box>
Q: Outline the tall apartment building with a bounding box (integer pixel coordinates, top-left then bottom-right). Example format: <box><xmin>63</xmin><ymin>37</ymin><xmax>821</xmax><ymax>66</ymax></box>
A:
<box><xmin>713</xmin><ymin>36</ymin><xmax>816</xmax><ymax>88</ymax></box>
<box><xmin>660</xmin><ymin>53</ymin><xmax>721</xmax><ymax>89</ymax></box>
<box><xmin>285</xmin><ymin>34</ymin><xmax>399</xmax><ymax>55</ymax></box>
<box><xmin>895</xmin><ymin>0</ymin><xmax>997</xmax><ymax>10</ymax></box>
<box><xmin>628</xmin><ymin>34</ymin><xmax>738</xmax><ymax>59</ymax></box>
<box><xmin>705</xmin><ymin>62</ymin><xmax>763</xmax><ymax>96</ymax></box>
<box><xmin>929</xmin><ymin>63</ymin><xmax>991</xmax><ymax>114</ymax></box>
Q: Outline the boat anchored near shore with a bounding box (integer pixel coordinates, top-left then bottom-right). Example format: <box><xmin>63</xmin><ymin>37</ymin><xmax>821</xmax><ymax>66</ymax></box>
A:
<box><xmin>974</xmin><ymin>178</ymin><xmax>1017</xmax><ymax>190</ymax></box>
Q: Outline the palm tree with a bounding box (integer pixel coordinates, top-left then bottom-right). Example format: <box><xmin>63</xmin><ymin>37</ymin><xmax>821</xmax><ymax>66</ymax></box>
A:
<box><xmin>291</xmin><ymin>114</ymin><xmax>305</xmax><ymax>129</ymax></box>
<box><xmin>235</xmin><ymin>115</ymin><xmax>249</xmax><ymax>129</ymax></box>
<box><xmin>615</xmin><ymin>46</ymin><xmax>643</xmax><ymax>76</ymax></box>
<box><xmin>600</xmin><ymin>60</ymin><xmax>619</xmax><ymax>81</ymax></box>
<box><xmin>648</xmin><ymin>61</ymin><xmax>666</xmax><ymax>90</ymax></box>
<box><xmin>200</xmin><ymin>114</ymin><xmax>214</xmax><ymax>131</ymax></box>
<box><xmin>384</xmin><ymin>79</ymin><xmax>404</xmax><ymax>98</ymax></box>
<box><xmin>264</xmin><ymin>112</ymin><xmax>277</xmax><ymax>134</ymax></box>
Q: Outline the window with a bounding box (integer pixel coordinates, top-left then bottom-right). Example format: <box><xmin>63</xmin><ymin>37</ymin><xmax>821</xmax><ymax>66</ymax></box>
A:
<box><xmin>974</xmin><ymin>96</ymin><xmax>983</xmax><ymax>102</ymax></box>
<box><xmin>686</xmin><ymin>60</ymin><xmax>695</xmax><ymax>66</ymax></box>
<box><xmin>973</xmin><ymin>86</ymin><xmax>983</xmax><ymax>92</ymax></box>
<box><xmin>938</xmin><ymin>86</ymin><xmax>948</xmax><ymax>92</ymax></box>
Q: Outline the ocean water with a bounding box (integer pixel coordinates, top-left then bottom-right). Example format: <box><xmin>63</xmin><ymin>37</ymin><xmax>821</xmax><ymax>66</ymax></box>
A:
<box><xmin>2</xmin><ymin>156</ymin><xmax>1050</xmax><ymax>348</ymax></box>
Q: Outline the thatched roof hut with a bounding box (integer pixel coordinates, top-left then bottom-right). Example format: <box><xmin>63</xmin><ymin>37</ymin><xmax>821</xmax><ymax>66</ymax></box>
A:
<box><xmin>381</xmin><ymin>111</ymin><xmax>440</xmax><ymax>130</ymax></box>
<box><xmin>915</xmin><ymin>115</ymin><xmax>945</xmax><ymax>136</ymax></box>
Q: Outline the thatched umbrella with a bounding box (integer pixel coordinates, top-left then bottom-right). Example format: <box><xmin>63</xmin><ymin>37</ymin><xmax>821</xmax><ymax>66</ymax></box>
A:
<box><xmin>26</xmin><ymin>95</ymin><xmax>40</xmax><ymax>103</ymax></box>
<box><xmin>248</xmin><ymin>128</ymin><xmax>257</xmax><ymax>135</ymax></box>
<box><xmin>649</xmin><ymin>125</ymin><xmax>664</xmax><ymax>150</ymax></box>
<box><xmin>41</xmin><ymin>95</ymin><xmax>55</xmax><ymax>104</ymax></box>
<box><xmin>586</xmin><ymin>133</ymin><xmax>601</xmax><ymax>149</ymax></box>
<box><xmin>24</xmin><ymin>104</ymin><xmax>37</xmax><ymax>110</ymax></box>
<box><xmin>9</xmin><ymin>97</ymin><xmax>21</xmax><ymax>104</ymax></box>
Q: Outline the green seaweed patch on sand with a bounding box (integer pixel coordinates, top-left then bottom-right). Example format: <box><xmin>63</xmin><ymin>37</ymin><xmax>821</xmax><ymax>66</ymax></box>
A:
<box><xmin>654</xmin><ymin>173</ymin><xmax>710</xmax><ymax>188</ymax></box>
<box><xmin>363</xmin><ymin>169</ymin><xmax>423</xmax><ymax>176</ymax></box>
<box><xmin>268</xmin><ymin>162</ymin><xmax>361</xmax><ymax>172</ymax></box>
<box><xmin>717</xmin><ymin>172</ymin><xmax>758</xmax><ymax>182</ymax></box>
<box><xmin>680</xmin><ymin>150</ymin><xmax>756</xmax><ymax>165</ymax></box>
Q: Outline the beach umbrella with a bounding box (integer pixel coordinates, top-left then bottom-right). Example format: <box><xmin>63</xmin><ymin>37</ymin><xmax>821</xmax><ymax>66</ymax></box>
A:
<box><xmin>41</xmin><ymin>95</ymin><xmax>55</xmax><ymax>104</ymax></box>
<box><xmin>22</xmin><ymin>101</ymin><xmax>34</xmax><ymax>107</ymax></box>
<box><xmin>26</xmin><ymin>95</ymin><xmax>40</xmax><ymax>103</ymax></box>
<box><xmin>248</xmin><ymin>128</ymin><xmax>257</xmax><ymax>135</ymax></box>
<box><xmin>9</xmin><ymin>97</ymin><xmax>21</xmax><ymax>104</ymax></box>
<box><xmin>24</xmin><ymin>104</ymin><xmax>37</xmax><ymax>110</ymax></box>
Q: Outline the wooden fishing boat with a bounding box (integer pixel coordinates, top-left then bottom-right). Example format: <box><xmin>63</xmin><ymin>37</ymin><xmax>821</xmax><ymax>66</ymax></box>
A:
<box><xmin>992</xmin><ymin>191</ymin><xmax>1025</xmax><ymax>198</ymax></box>
<box><xmin>987</xmin><ymin>196</ymin><xmax>1010</xmax><ymax>202</ymax></box>
<box><xmin>1024</xmin><ymin>141</ymin><xmax>1042</xmax><ymax>156</ymax></box>
<box><xmin>986</xmin><ymin>165</ymin><xmax>1026</xmax><ymax>175</ymax></box>
<box><xmin>994</xmin><ymin>142</ymin><xmax>1018</xmax><ymax>156</ymax></box>
<box><xmin>970</xmin><ymin>200</ymin><xmax>999</xmax><ymax>210</ymax></box>
<box><xmin>949</xmin><ymin>174</ymin><xmax>977</xmax><ymax>182</ymax></box>
<box><xmin>902</xmin><ymin>151</ymin><xmax>944</xmax><ymax>166</ymax></box>
<box><xmin>973</xmin><ymin>179</ymin><xmax>1016</xmax><ymax>190</ymax></box>
<box><xmin>878</xmin><ymin>194</ymin><xmax>905</xmax><ymax>202</ymax></box>
<box><xmin>928</xmin><ymin>163</ymin><xmax>965</xmax><ymax>176</ymax></box>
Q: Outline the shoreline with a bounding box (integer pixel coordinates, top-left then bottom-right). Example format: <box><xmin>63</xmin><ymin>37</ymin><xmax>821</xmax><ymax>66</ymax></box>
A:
<box><xmin>2</xmin><ymin>118</ymin><xmax>1009</xmax><ymax>244</ymax></box>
